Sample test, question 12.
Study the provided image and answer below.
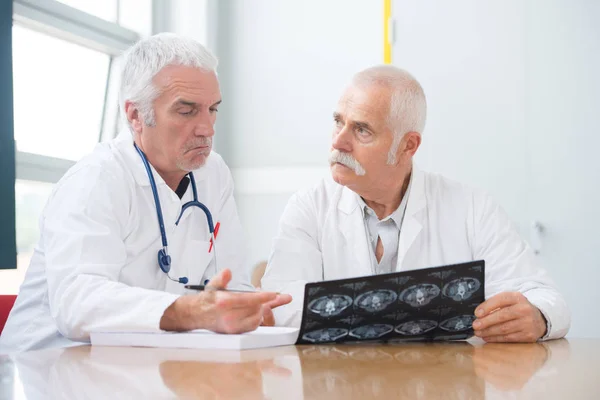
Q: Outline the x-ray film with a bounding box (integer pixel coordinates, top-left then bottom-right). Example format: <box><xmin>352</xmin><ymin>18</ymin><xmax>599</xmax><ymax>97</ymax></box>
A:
<box><xmin>442</xmin><ymin>278</ymin><xmax>481</xmax><ymax>302</ymax></box>
<box><xmin>301</xmin><ymin>328</ymin><xmax>349</xmax><ymax>343</ymax></box>
<box><xmin>307</xmin><ymin>294</ymin><xmax>353</xmax><ymax>317</ymax></box>
<box><xmin>395</xmin><ymin>320</ymin><xmax>438</xmax><ymax>336</ymax></box>
<box><xmin>399</xmin><ymin>284</ymin><xmax>440</xmax><ymax>307</ymax></box>
<box><xmin>355</xmin><ymin>289</ymin><xmax>397</xmax><ymax>313</ymax></box>
<box><xmin>349</xmin><ymin>324</ymin><xmax>395</xmax><ymax>339</ymax></box>
<box><xmin>295</xmin><ymin>260</ymin><xmax>485</xmax><ymax>345</ymax></box>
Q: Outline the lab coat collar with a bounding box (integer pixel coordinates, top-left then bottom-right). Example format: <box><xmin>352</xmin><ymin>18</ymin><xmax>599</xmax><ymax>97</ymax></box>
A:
<box><xmin>404</xmin><ymin>165</ymin><xmax>426</xmax><ymax>218</ymax></box>
<box><xmin>115</xmin><ymin>131</ymin><xmax>209</xmax><ymax>188</ymax></box>
<box><xmin>396</xmin><ymin>165</ymin><xmax>426</xmax><ymax>271</ymax></box>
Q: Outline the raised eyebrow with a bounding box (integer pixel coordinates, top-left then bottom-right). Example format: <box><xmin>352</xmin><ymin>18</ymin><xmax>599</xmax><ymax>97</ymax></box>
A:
<box><xmin>210</xmin><ymin>100</ymin><xmax>222</xmax><ymax>108</ymax></box>
<box><xmin>333</xmin><ymin>112</ymin><xmax>342</xmax><ymax>120</ymax></box>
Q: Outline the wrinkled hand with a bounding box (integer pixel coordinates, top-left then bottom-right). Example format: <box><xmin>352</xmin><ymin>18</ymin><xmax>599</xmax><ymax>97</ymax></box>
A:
<box><xmin>473</xmin><ymin>292</ymin><xmax>547</xmax><ymax>343</ymax></box>
<box><xmin>160</xmin><ymin>269</ymin><xmax>280</xmax><ymax>334</ymax></box>
<box><xmin>260</xmin><ymin>293</ymin><xmax>293</xmax><ymax>326</ymax></box>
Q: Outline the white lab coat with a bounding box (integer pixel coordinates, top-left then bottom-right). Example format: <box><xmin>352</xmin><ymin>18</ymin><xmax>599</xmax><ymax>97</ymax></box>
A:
<box><xmin>261</xmin><ymin>167</ymin><xmax>570</xmax><ymax>340</ymax></box>
<box><xmin>0</xmin><ymin>132</ymin><xmax>250</xmax><ymax>354</ymax></box>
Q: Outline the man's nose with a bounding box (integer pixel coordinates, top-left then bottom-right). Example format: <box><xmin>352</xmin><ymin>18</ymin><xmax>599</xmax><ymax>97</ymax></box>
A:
<box><xmin>332</xmin><ymin>125</ymin><xmax>352</xmax><ymax>152</ymax></box>
<box><xmin>194</xmin><ymin>111</ymin><xmax>215</xmax><ymax>137</ymax></box>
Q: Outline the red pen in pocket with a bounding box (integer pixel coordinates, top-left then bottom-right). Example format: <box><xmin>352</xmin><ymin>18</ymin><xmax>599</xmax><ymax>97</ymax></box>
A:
<box><xmin>208</xmin><ymin>222</ymin><xmax>220</xmax><ymax>253</ymax></box>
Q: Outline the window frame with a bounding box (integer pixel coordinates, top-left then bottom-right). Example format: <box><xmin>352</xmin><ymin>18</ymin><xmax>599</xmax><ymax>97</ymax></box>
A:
<box><xmin>12</xmin><ymin>0</ymin><xmax>143</xmax><ymax>183</ymax></box>
<box><xmin>3</xmin><ymin>0</ymin><xmax>151</xmax><ymax>270</ymax></box>
<box><xmin>1</xmin><ymin>0</ymin><xmax>16</xmax><ymax>270</ymax></box>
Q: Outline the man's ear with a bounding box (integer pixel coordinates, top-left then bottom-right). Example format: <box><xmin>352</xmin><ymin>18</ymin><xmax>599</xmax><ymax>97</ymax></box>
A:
<box><xmin>125</xmin><ymin>100</ymin><xmax>143</xmax><ymax>134</ymax></box>
<box><xmin>402</xmin><ymin>132</ymin><xmax>422</xmax><ymax>157</ymax></box>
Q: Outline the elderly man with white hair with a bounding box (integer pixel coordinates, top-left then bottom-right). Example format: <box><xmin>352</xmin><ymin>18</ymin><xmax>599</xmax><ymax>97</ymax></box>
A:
<box><xmin>0</xmin><ymin>33</ymin><xmax>291</xmax><ymax>353</ymax></box>
<box><xmin>261</xmin><ymin>65</ymin><xmax>570</xmax><ymax>342</ymax></box>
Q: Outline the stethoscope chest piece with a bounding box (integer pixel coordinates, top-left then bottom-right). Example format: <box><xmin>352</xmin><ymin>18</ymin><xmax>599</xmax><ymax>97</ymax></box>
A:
<box><xmin>158</xmin><ymin>249</ymin><xmax>172</xmax><ymax>273</ymax></box>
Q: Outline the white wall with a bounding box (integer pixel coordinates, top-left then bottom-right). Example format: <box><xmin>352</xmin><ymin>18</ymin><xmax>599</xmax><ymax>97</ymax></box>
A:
<box><xmin>524</xmin><ymin>0</ymin><xmax>600</xmax><ymax>338</ymax></box>
<box><xmin>393</xmin><ymin>0</ymin><xmax>600</xmax><ymax>337</ymax></box>
<box><xmin>393</xmin><ymin>0</ymin><xmax>532</xmax><ymax>235</ymax></box>
<box><xmin>213</xmin><ymin>0</ymin><xmax>384</xmax><ymax>267</ymax></box>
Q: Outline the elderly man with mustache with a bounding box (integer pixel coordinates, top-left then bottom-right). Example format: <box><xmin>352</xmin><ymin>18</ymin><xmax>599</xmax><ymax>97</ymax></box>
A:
<box><xmin>261</xmin><ymin>65</ymin><xmax>569</xmax><ymax>343</ymax></box>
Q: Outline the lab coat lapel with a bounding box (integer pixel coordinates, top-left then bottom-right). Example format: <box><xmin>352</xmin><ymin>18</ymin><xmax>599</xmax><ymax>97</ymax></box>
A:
<box><xmin>337</xmin><ymin>187</ymin><xmax>373</xmax><ymax>277</ymax></box>
<box><xmin>396</xmin><ymin>167</ymin><xmax>426</xmax><ymax>271</ymax></box>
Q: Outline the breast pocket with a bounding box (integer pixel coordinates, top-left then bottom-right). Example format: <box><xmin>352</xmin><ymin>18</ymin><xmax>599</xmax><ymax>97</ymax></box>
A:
<box><xmin>177</xmin><ymin>239</ymin><xmax>215</xmax><ymax>286</ymax></box>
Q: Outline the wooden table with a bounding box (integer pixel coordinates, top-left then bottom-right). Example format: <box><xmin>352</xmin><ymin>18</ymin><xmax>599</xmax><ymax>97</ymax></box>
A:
<box><xmin>1</xmin><ymin>338</ymin><xmax>598</xmax><ymax>399</ymax></box>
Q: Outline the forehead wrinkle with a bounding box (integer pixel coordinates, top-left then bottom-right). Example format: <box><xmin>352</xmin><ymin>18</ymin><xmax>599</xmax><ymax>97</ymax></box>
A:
<box><xmin>154</xmin><ymin>68</ymin><xmax>220</xmax><ymax>105</ymax></box>
<box><xmin>338</xmin><ymin>90</ymin><xmax>389</xmax><ymax>129</ymax></box>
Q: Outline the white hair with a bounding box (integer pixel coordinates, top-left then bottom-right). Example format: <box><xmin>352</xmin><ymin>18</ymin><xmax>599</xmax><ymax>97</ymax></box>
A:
<box><xmin>119</xmin><ymin>32</ymin><xmax>218</xmax><ymax>129</ymax></box>
<box><xmin>352</xmin><ymin>65</ymin><xmax>427</xmax><ymax>164</ymax></box>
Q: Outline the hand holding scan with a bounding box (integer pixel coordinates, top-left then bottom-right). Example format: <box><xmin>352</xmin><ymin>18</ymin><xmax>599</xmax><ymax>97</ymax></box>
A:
<box><xmin>160</xmin><ymin>269</ymin><xmax>281</xmax><ymax>333</ymax></box>
<box><xmin>472</xmin><ymin>292</ymin><xmax>547</xmax><ymax>342</ymax></box>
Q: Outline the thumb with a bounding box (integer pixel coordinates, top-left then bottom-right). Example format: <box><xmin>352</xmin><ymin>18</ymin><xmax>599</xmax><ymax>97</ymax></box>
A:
<box><xmin>261</xmin><ymin>305</ymin><xmax>275</xmax><ymax>327</ymax></box>
<box><xmin>207</xmin><ymin>269</ymin><xmax>232</xmax><ymax>289</ymax></box>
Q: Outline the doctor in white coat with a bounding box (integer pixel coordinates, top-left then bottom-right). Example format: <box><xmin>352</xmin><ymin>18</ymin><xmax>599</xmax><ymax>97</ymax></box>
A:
<box><xmin>0</xmin><ymin>33</ymin><xmax>291</xmax><ymax>354</ymax></box>
<box><xmin>261</xmin><ymin>66</ymin><xmax>569</xmax><ymax>342</ymax></box>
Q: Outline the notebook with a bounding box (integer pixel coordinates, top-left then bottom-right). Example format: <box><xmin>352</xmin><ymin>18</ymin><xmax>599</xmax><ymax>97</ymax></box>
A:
<box><xmin>90</xmin><ymin>326</ymin><xmax>300</xmax><ymax>350</ymax></box>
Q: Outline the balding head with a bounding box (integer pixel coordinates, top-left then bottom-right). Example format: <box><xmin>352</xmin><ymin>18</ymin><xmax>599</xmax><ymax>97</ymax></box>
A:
<box><xmin>352</xmin><ymin>66</ymin><xmax>427</xmax><ymax>163</ymax></box>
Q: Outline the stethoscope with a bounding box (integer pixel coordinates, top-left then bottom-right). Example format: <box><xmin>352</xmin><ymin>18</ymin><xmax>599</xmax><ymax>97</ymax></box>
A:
<box><xmin>134</xmin><ymin>143</ymin><xmax>218</xmax><ymax>285</ymax></box>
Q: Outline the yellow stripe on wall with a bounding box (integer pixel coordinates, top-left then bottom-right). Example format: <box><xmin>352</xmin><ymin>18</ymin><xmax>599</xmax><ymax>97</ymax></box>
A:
<box><xmin>383</xmin><ymin>0</ymin><xmax>392</xmax><ymax>64</ymax></box>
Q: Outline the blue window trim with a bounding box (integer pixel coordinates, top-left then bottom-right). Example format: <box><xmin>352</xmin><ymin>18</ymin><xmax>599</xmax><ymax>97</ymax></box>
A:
<box><xmin>0</xmin><ymin>0</ymin><xmax>16</xmax><ymax>270</ymax></box>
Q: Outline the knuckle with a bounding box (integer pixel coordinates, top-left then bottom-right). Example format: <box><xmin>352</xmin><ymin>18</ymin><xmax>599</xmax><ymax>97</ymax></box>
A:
<box><xmin>515</xmin><ymin>303</ymin><xmax>529</xmax><ymax>316</ymax></box>
<box><xmin>514</xmin><ymin>292</ymin><xmax>525</xmax><ymax>302</ymax></box>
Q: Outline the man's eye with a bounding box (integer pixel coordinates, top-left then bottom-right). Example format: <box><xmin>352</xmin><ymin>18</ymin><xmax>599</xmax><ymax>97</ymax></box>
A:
<box><xmin>356</xmin><ymin>127</ymin><xmax>370</xmax><ymax>136</ymax></box>
<box><xmin>209</xmin><ymin>108</ymin><xmax>219</xmax><ymax>113</ymax></box>
<box><xmin>178</xmin><ymin>107</ymin><xmax>196</xmax><ymax>115</ymax></box>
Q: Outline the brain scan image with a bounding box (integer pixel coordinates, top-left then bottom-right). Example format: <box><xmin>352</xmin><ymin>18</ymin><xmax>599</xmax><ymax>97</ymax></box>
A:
<box><xmin>302</xmin><ymin>328</ymin><xmax>349</xmax><ymax>343</ymax></box>
<box><xmin>348</xmin><ymin>324</ymin><xmax>394</xmax><ymax>340</ymax></box>
<box><xmin>439</xmin><ymin>315</ymin><xmax>476</xmax><ymax>332</ymax></box>
<box><xmin>355</xmin><ymin>289</ymin><xmax>397</xmax><ymax>313</ymax></box>
<box><xmin>395</xmin><ymin>320</ymin><xmax>438</xmax><ymax>335</ymax></box>
<box><xmin>442</xmin><ymin>278</ymin><xmax>481</xmax><ymax>301</ymax></box>
<box><xmin>399</xmin><ymin>284</ymin><xmax>440</xmax><ymax>307</ymax></box>
<box><xmin>307</xmin><ymin>294</ymin><xmax>353</xmax><ymax>317</ymax></box>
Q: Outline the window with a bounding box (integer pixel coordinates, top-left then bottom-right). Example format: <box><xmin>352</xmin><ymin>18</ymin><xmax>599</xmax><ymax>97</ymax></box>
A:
<box><xmin>2</xmin><ymin>0</ymin><xmax>156</xmax><ymax>293</ymax></box>
<box><xmin>56</xmin><ymin>0</ymin><xmax>118</xmax><ymax>22</ymax></box>
<box><xmin>56</xmin><ymin>0</ymin><xmax>153</xmax><ymax>37</ymax></box>
<box><xmin>13</xmin><ymin>26</ymin><xmax>110</xmax><ymax>161</ymax></box>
